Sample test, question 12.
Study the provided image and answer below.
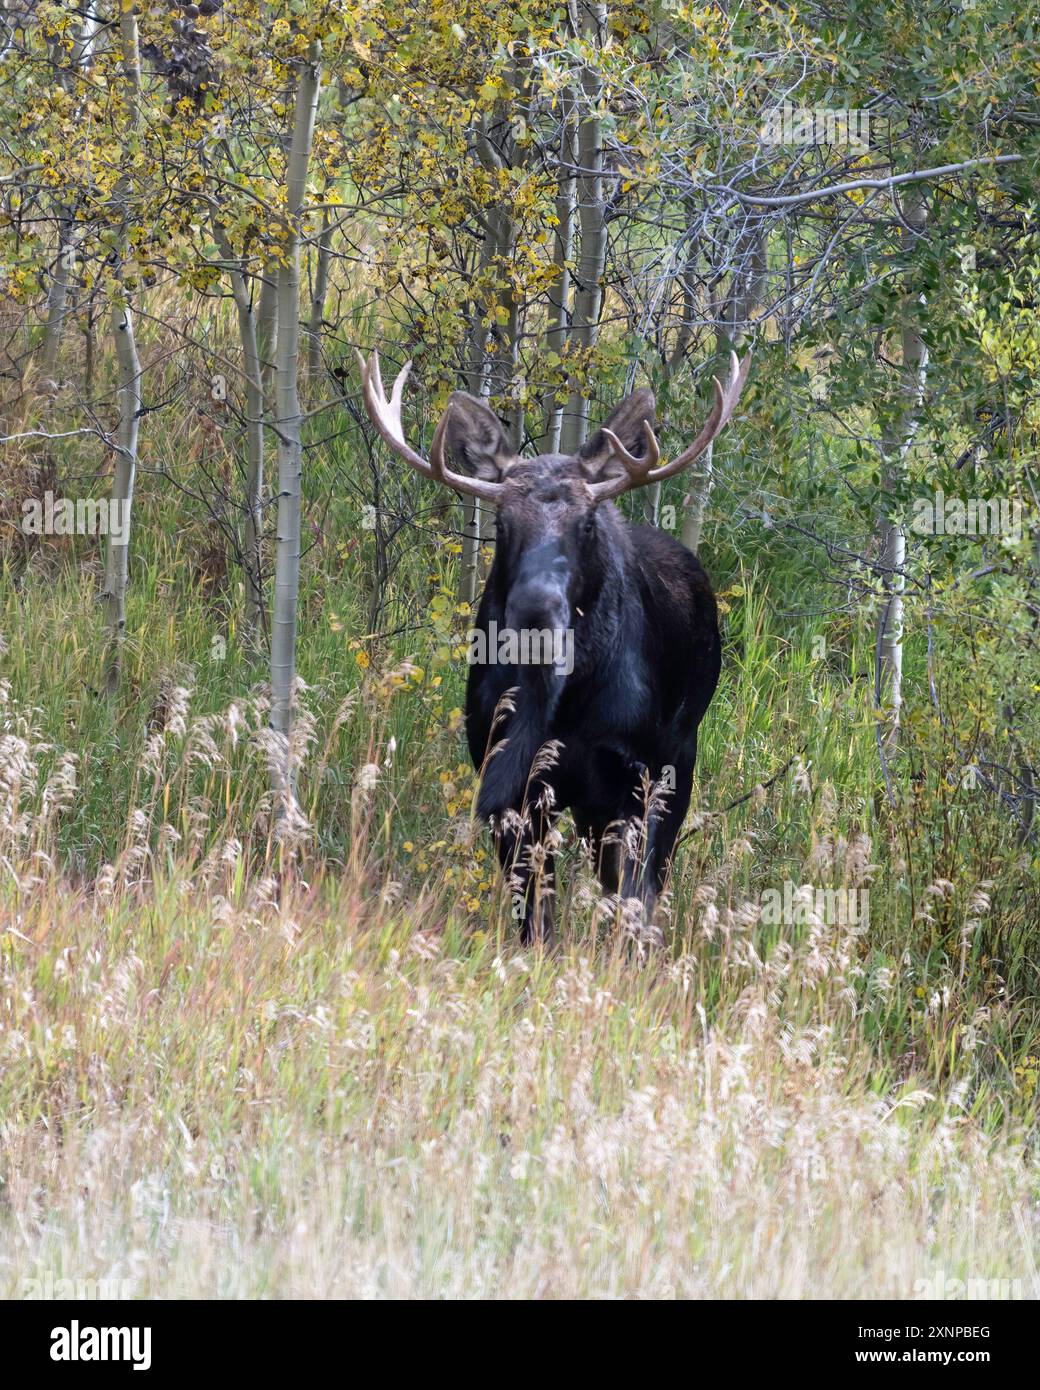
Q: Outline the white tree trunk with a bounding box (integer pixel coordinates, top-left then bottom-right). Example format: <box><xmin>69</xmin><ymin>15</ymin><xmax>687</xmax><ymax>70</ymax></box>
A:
<box><xmin>220</xmin><ymin>245</ymin><xmax>266</xmax><ymax>643</ymax></box>
<box><xmin>680</xmin><ymin>443</ymin><xmax>714</xmax><ymax>551</ymax></box>
<box><xmin>102</xmin><ymin>299</ymin><xmax>140</xmax><ymax>694</ymax></box>
<box><xmin>101</xmin><ymin>8</ymin><xmax>142</xmax><ymax>695</ymax></box>
<box><xmin>239</xmin><ymin>294</ymin><xmax>266</xmax><ymax>644</ymax></box>
<box><xmin>458</xmin><ymin>122</ymin><xmax>516</xmax><ymax>607</ymax></box>
<box><xmin>877</xmin><ymin>191</ymin><xmax>928</xmax><ymax>759</ymax></box>
<box><xmin>269</xmin><ymin>43</ymin><xmax>322</xmax><ymax>796</ymax></box>
<box><xmin>542</xmin><ymin>88</ymin><xmax>576</xmax><ymax>453</ymax></box>
<box><xmin>459</xmin><ymin>500</ymin><xmax>485</xmax><ymax>608</ymax></box>
<box><xmin>559</xmin><ymin>3</ymin><xmax>607</xmax><ymax>455</ymax></box>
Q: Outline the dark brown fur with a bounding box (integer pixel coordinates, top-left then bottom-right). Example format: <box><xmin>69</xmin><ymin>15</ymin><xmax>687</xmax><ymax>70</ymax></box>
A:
<box><xmin>458</xmin><ymin>392</ymin><xmax>721</xmax><ymax>943</ymax></box>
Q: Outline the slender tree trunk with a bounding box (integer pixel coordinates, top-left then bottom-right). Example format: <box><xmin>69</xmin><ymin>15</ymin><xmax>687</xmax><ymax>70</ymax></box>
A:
<box><xmin>101</xmin><ymin>7</ymin><xmax>142</xmax><ymax>695</ymax></box>
<box><xmin>681</xmin><ymin>220</ymin><xmax>766</xmax><ymax>551</ymax></box>
<box><xmin>102</xmin><ymin>299</ymin><xmax>140</xmax><ymax>694</ymax></box>
<box><xmin>306</xmin><ymin>208</ymin><xmax>333</xmax><ymax>382</ymax></box>
<box><xmin>668</xmin><ymin>211</ymin><xmax>701</xmax><ymax>376</ymax></box>
<box><xmin>470</xmin><ymin>208</ymin><xmax>520</xmax><ymax>597</ymax></box>
<box><xmin>877</xmin><ymin>191</ymin><xmax>928</xmax><ymax>760</ymax></box>
<box><xmin>542</xmin><ymin>89</ymin><xmax>577</xmax><ymax>452</ymax></box>
<box><xmin>679</xmin><ymin>442</ymin><xmax>714</xmax><ymax>550</ymax></box>
<box><xmin>457</xmin><ymin>224</ymin><xmax>497</xmax><ymax>606</ymax></box>
<box><xmin>476</xmin><ymin>199</ymin><xmax>521</xmax><ymax>446</ymax></box>
<box><xmin>117</xmin><ymin>7</ymin><xmax>141</xmax><ymax>114</ymax></box>
<box><xmin>258</xmin><ymin>268</ymin><xmax>278</xmax><ymax>384</ymax></box>
<box><xmin>257</xmin><ymin>264</ymin><xmax>279</xmax><ymax>503</ymax></box>
<box><xmin>71</xmin><ymin>7</ymin><xmax>101</xmax><ymax>68</ymax></box>
<box><xmin>645</xmin><ymin>212</ymin><xmax>701</xmax><ymax>529</ymax></box>
<box><xmin>39</xmin><ymin>221</ymin><xmax>73</xmax><ymax>380</ymax></box>
<box><xmin>269</xmin><ymin>43</ymin><xmax>322</xmax><ymax>797</ymax></box>
<box><xmin>459</xmin><ymin>509</ymin><xmax>483</xmax><ymax>606</ymax></box>
<box><xmin>559</xmin><ymin>2</ymin><xmax>607</xmax><ymax>455</ymax></box>
<box><xmin>458</xmin><ymin>233</ymin><xmax>494</xmax><ymax>606</ymax></box>
<box><xmin>458</xmin><ymin>110</ymin><xmax>521</xmax><ymax>605</ymax></box>
<box><xmin>38</xmin><ymin>8</ymin><xmax>98</xmax><ymax>378</ymax></box>
<box><xmin>83</xmin><ymin>300</ymin><xmax>96</xmax><ymax>396</ymax></box>
<box><xmin>219</xmin><ymin>240</ymin><xmax>266</xmax><ymax>643</ymax></box>
<box><xmin>239</xmin><ymin>289</ymin><xmax>266</xmax><ymax>644</ymax></box>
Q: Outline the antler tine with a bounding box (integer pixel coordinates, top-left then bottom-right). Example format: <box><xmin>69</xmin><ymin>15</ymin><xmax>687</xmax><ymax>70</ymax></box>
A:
<box><xmin>387</xmin><ymin>355</ymin><xmax>411</xmax><ymax>420</ymax></box>
<box><xmin>428</xmin><ymin>400</ymin><xmax>508</xmax><ymax>500</ymax></box>
<box><xmin>428</xmin><ymin>401</ymin><xmax>513</xmax><ymax>500</ymax></box>
<box><xmin>601</xmin><ymin>420</ymin><xmax>662</xmax><ymax>483</ymax></box>
<box><xmin>720</xmin><ymin>350</ymin><xmax>751</xmax><ymax>424</ymax></box>
<box><xmin>428</xmin><ymin>401</ymin><xmax>455</xmax><ymax>486</ymax></box>
<box><xmin>589</xmin><ymin>353</ymin><xmax>750</xmax><ymax>501</ymax></box>
<box><xmin>354</xmin><ymin>349</ymin><xmax>429</xmax><ymax>478</ymax></box>
<box><xmin>355</xmin><ymin>349</ymin><xmax>505</xmax><ymax>502</ymax></box>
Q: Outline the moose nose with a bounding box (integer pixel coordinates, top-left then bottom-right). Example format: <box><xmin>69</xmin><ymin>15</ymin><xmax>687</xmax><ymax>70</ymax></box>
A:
<box><xmin>506</xmin><ymin>579</ymin><xmax>569</xmax><ymax>636</ymax></box>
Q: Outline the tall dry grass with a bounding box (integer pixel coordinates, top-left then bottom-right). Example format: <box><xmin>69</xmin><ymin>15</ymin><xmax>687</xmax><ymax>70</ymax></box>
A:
<box><xmin>0</xmin><ymin>651</ymin><xmax>1037</xmax><ymax>1297</ymax></box>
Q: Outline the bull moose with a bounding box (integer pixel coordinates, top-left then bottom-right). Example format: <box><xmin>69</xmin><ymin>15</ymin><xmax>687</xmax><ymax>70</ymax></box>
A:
<box><xmin>357</xmin><ymin>350</ymin><xmax>750</xmax><ymax>943</ymax></box>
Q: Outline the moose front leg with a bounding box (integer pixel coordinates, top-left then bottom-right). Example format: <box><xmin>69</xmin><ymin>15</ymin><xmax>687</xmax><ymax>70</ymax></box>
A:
<box><xmin>493</xmin><ymin>800</ymin><xmax>559</xmax><ymax>947</ymax></box>
<box><xmin>587</xmin><ymin>814</ymin><xmax>654</xmax><ymax>915</ymax></box>
<box><xmin>583</xmin><ymin>760</ymin><xmax>695</xmax><ymax>932</ymax></box>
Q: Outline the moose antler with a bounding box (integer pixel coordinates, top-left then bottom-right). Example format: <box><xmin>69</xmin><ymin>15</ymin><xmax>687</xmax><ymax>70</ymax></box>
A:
<box><xmin>355</xmin><ymin>350</ymin><xmax>506</xmax><ymax>502</ymax></box>
<box><xmin>589</xmin><ymin>351</ymin><xmax>752</xmax><ymax>501</ymax></box>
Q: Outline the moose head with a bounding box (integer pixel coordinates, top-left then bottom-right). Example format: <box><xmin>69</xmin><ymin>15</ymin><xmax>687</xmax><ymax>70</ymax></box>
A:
<box><xmin>355</xmin><ymin>349</ymin><xmax>750</xmax><ymax>649</ymax></box>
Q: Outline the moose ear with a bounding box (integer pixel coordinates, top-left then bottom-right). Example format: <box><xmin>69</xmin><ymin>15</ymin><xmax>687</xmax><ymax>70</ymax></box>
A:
<box><xmin>579</xmin><ymin>387</ymin><xmax>657</xmax><ymax>479</ymax></box>
<box><xmin>443</xmin><ymin>392</ymin><xmax>517</xmax><ymax>480</ymax></box>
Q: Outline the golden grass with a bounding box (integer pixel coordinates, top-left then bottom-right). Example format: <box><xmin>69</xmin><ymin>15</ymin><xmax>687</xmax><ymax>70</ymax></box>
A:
<box><xmin>2</xmin><ymin>863</ymin><xmax>1037</xmax><ymax>1298</ymax></box>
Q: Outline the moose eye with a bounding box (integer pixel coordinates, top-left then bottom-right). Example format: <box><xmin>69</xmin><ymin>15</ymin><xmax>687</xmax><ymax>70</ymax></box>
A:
<box><xmin>583</xmin><ymin>515</ymin><xmax>596</xmax><ymax>535</ymax></box>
